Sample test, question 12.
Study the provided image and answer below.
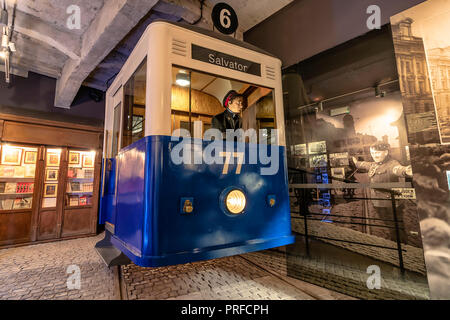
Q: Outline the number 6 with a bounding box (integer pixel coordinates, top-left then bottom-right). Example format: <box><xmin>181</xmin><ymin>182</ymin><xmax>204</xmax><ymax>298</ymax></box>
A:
<box><xmin>220</xmin><ymin>9</ymin><xmax>231</xmax><ymax>28</ymax></box>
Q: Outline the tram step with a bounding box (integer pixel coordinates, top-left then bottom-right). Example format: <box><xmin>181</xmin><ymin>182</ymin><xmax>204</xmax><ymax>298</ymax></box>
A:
<box><xmin>95</xmin><ymin>232</ymin><xmax>131</xmax><ymax>267</ymax></box>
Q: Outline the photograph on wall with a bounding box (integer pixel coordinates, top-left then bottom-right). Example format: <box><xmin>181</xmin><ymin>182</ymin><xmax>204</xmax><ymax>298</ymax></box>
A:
<box><xmin>44</xmin><ymin>184</ymin><xmax>58</xmax><ymax>197</ymax></box>
<box><xmin>391</xmin><ymin>0</ymin><xmax>450</xmax><ymax>300</ymax></box>
<box><xmin>329</xmin><ymin>152</ymin><xmax>350</xmax><ymax>167</ymax></box>
<box><xmin>45</xmin><ymin>169</ymin><xmax>58</xmax><ymax>181</ymax></box>
<box><xmin>68</xmin><ymin>152</ymin><xmax>81</xmax><ymax>166</ymax></box>
<box><xmin>23</xmin><ymin>151</ymin><xmax>37</xmax><ymax>164</ymax></box>
<box><xmin>1</xmin><ymin>147</ymin><xmax>23</xmax><ymax>166</ymax></box>
<box><xmin>46</xmin><ymin>153</ymin><xmax>60</xmax><ymax>167</ymax></box>
<box><xmin>309</xmin><ymin>154</ymin><xmax>328</xmax><ymax>168</ymax></box>
<box><xmin>308</xmin><ymin>141</ymin><xmax>327</xmax><ymax>155</ymax></box>
<box><xmin>42</xmin><ymin>197</ymin><xmax>56</xmax><ymax>208</ymax></box>
<box><xmin>331</xmin><ymin>167</ymin><xmax>345</xmax><ymax>180</ymax></box>
<box><xmin>82</xmin><ymin>154</ymin><xmax>94</xmax><ymax>168</ymax></box>
<box><xmin>294</xmin><ymin>144</ymin><xmax>307</xmax><ymax>156</ymax></box>
<box><xmin>391</xmin><ymin>0</ymin><xmax>450</xmax><ymax>145</ymax></box>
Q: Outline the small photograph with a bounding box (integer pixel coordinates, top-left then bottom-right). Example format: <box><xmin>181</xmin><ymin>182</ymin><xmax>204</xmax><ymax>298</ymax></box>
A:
<box><xmin>69</xmin><ymin>195</ymin><xmax>79</xmax><ymax>207</ymax></box>
<box><xmin>46</xmin><ymin>153</ymin><xmax>60</xmax><ymax>167</ymax></box>
<box><xmin>0</xmin><ymin>167</ymin><xmax>14</xmax><ymax>178</ymax></box>
<box><xmin>23</xmin><ymin>151</ymin><xmax>37</xmax><ymax>164</ymax></box>
<box><xmin>308</xmin><ymin>141</ymin><xmax>327</xmax><ymax>155</ymax></box>
<box><xmin>329</xmin><ymin>152</ymin><xmax>350</xmax><ymax>167</ymax></box>
<box><xmin>46</xmin><ymin>169</ymin><xmax>59</xmax><ymax>181</ymax></box>
<box><xmin>44</xmin><ymin>184</ymin><xmax>58</xmax><ymax>198</ymax></box>
<box><xmin>5</xmin><ymin>182</ymin><xmax>17</xmax><ymax>194</ymax></box>
<box><xmin>1</xmin><ymin>146</ymin><xmax>23</xmax><ymax>166</ymax></box>
<box><xmin>13</xmin><ymin>166</ymin><xmax>25</xmax><ymax>178</ymax></box>
<box><xmin>68</xmin><ymin>152</ymin><xmax>81</xmax><ymax>166</ymax></box>
<box><xmin>331</xmin><ymin>167</ymin><xmax>346</xmax><ymax>180</ymax></box>
<box><xmin>42</xmin><ymin>197</ymin><xmax>56</xmax><ymax>208</ymax></box>
<box><xmin>24</xmin><ymin>165</ymin><xmax>36</xmax><ymax>178</ymax></box>
<box><xmin>309</xmin><ymin>154</ymin><xmax>328</xmax><ymax>168</ymax></box>
<box><xmin>13</xmin><ymin>197</ymin><xmax>32</xmax><ymax>210</ymax></box>
<box><xmin>294</xmin><ymin>144</ymin><xmax>307</xmax><ymax>156</ymax></box>
<box><xmin>82</xmin><ymin>154</ymin><xmax>94</xmax><ymax>168</ymax></box>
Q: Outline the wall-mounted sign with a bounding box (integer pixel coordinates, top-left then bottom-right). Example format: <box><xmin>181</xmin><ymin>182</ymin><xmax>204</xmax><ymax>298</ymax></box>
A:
<box><xmin>211</xmin><ymin>2</ymin><xmax>238</xmax><ymax>35</ymax></box>
<box><xmin>191</xmin><ymin>44</ymin><xmax>261</xmax><ymax>76</ymax></box>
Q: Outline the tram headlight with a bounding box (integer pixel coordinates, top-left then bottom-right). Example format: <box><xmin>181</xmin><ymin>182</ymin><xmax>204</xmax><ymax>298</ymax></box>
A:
<box><xmin>225</xmin><ymin>189</ymin><xmax>246</xmax><ymax>214</ymax></box>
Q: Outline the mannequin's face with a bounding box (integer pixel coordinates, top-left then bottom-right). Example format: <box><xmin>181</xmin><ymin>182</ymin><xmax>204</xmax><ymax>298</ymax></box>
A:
<box><xmin>228</xmin><ymin>97</ymin><xmax>244</xmax><ymax>113</ymax></box>
<box><xmin>370</xmin><ymin>147</ymin><xmax>388</xmax><ymax>163</ymax></box>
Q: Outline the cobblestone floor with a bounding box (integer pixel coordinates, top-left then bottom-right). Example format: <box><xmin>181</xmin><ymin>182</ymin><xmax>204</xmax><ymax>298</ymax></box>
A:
<box><xmin>0</xmin><ymin>234</ymin><xmax>116</xmax><ymax>300</ymax></box>
<box><xmin>0</xmin><ymin>233</ymin><xmax>353</xmax><ymax>300</ymax></box>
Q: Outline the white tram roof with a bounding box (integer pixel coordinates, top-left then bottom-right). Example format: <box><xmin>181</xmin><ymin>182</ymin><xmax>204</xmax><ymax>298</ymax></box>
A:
<box><xmin>157</xmin><ymin>20</ymin><xmax>278</xmax><ymax>59</ymax></box>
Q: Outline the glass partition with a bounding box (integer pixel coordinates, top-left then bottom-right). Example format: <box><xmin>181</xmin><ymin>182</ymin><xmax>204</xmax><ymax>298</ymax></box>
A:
<box><xmin>170</xmin><ymin>66</ymin><xmax>277</xmax><ymax>143</ymax></box>
<box><xmin>65</xmin><ymin>150</ymin><xmax>95</xmax><ymax>207</ymax></box>
<box><xmin>0</xmin><ymin>144</ymin><xmax>37</xmax><ymax>211</ymax></box>
<box><xmin>122</xmin><ymin>59</ymin><xmax>147</xmax><ymax>149</ymax></box>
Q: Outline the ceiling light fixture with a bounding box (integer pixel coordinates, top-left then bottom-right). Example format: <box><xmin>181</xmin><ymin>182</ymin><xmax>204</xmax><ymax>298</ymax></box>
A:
<box><xmin>0</xmin><ymin>8</ymin><xmax>7</xmax><ymax>27</ymax></box>
<box><xmin>176</xmin><ymin>71</ymin><xmax>190</xmax><ymax>87</ymax></box>
<box><xmin>0</xmin><ymin>1</ymin><xmax>16</xmax><ymax>84</ymax></box>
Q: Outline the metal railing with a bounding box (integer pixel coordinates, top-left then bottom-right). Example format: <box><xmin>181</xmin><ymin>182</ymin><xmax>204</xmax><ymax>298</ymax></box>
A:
<box><xmin>288</xmin><ymin>167</ymin><xmax>411</xmax><ymax>274</ymax></box>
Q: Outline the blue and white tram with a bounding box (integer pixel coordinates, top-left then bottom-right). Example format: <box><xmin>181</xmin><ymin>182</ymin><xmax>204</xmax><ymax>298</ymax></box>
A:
<box><xmin>98</xmin><ymin>20</ymin><xmax>294</xmax><ymax>267</ymax></box>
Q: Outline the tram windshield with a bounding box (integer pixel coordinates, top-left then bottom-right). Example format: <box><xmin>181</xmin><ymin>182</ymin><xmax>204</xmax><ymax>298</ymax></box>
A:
<box><xmin>122</xmin><ymin>59</ymin><xmax>147</xmax><ymax>149</ymax></box>
<box><xmin>171</xmin><ymin>66</ymin><xmax>277</xmax><ymax>144</ymax></box>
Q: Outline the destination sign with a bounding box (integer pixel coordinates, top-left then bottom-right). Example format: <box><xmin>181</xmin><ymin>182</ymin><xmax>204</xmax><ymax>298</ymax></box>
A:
<box><xmin>191</xmin><ymin>44</ymin><xmax>261</xmax><ymax>77</ymax></box>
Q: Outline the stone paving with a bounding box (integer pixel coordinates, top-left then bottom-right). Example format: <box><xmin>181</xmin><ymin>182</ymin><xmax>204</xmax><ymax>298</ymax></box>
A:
<box><xmin>291</xmin><ymin>216</ymin><xmax>428</xmax><ymax>275</ymax></box>
<box><xmin>121</xmin><ymin>254</ymin><xmax>353</xmax><ymax>300</ymax></box>
<box><xmin>0</xmin><ymin>234</ymin><xmax>117</xmax><ymax>300</ymax></box>
<box><xmin>0</xmin><ymin>233</ymin><xmax>353</xmax><ymax>300</ymax></box>
<box><xmin>245</xmin><ymin>241</ymin><xmax>430</xmax><ymax>300</ymax></box>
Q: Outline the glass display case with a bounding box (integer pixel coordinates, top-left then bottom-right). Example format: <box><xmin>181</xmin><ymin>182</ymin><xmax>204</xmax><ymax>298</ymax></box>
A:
<box><xmin>42</xmin><ymin>148</ymin><xmax>61</xmax><ymax>208</ymax></box>
<box><xmin>65</xmin><ymin>150</ymin><xmax>95</xmax><ymax>207</ymax></box>
<box><xmin>0</xmin><ymin>144</ymin><xmax>37</xmax><ymax>211</ymax></box>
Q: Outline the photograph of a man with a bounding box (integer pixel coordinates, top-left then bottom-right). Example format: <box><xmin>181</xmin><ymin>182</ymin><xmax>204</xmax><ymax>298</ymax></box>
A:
<box><xmin>352</xmin><ymin>141</ymin><xmax>413</xmax><ymax>242</ymax></box>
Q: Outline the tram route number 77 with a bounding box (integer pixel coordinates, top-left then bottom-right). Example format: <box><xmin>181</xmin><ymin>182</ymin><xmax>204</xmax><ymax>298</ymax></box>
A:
<box><xmin>220</xmin><ymin>152</ymin><xmax>244</xmax><ymax>175</ymax></box>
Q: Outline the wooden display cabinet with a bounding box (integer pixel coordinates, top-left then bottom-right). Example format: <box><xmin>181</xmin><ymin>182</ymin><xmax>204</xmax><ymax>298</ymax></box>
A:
<box><xmin>0</xmin><ymin>112</ymin><xmax>103</xmax><ymax>248</ymax></box>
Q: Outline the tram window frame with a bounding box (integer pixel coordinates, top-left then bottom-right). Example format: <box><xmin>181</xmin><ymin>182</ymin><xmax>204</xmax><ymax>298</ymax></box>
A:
<box><xmin>170</xmin><ymin>65</ymin><xmax>278</xmax><ymax>144</ymax></box>
<box><xmin>121</xmin><ymin>58</ymin><xmax>147</xmax><ymax>149</ymax></box>
<box><xmin>111</xmin><ymin>101</ymin><xmax>122</xmax><ymax>158</ymax></box>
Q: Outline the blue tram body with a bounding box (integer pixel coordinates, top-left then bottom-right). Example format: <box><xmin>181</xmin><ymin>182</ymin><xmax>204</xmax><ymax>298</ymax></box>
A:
<box><xmin>97</xmin><ymin>21</ymin><xmax>295</xmax><ymax>267</ymax></box>
<box><xmin>101</xmin><ymin>136</ymin><xmax>294</xmax><ymax>267</ymax></box>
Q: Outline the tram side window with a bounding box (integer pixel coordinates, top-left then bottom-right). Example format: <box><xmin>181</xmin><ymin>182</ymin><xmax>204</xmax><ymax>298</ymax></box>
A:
<box><xmin>170</xmin><ymin>66</ymin><xmax>277</xmax><ymax>144</ymax></box>
<box><xmin>122</xmin><ymin>59</ymin><xmax>147</xmax><ymax>149</ymax></box>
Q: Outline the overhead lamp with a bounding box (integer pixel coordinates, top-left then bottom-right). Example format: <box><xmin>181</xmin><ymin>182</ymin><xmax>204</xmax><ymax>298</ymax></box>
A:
<box><xmin>0</xmin><ymin>9</ymin><xmax>7</xmax><ymax>27</ymax></box>
<box><xmin>176</xmin><ymin>71</ymin><xmax>190</xmax><ymax>87</ymax></box>
<box><xmin>1</xmin><ymin>31</ymin><xmax>7</xmax><ymax>48</ymax></box>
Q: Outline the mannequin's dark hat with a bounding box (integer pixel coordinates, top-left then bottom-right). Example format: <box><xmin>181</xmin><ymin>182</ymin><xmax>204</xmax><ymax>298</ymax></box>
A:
<box><xmin>370</xmin><ymin>141</ymin><xmax>390</xmax><ymax>151</ymax></box>
<box><xmin>222</xmin><ymin>90</ymin><xmax>242</xmax><ymax>108</ymax></box>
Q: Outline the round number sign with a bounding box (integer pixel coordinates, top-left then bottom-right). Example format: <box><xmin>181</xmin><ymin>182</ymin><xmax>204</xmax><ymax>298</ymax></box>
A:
<box><xmin>211</xmin><ymin>2</ymin><xmax>238</xmax><ymax>35</ymax></box>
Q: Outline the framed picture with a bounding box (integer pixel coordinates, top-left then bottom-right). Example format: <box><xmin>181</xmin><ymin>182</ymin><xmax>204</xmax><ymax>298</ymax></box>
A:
<box><xmin>44</xmin><ymin>184</ymin><xmax>58</xmax><ymax>198</ymax></box>
<box><xmin>42</xmin><ymin>197</ymin><xmax>56</xmax><ymax>208</ymax></box>
<box><xmin>82</xmin><ymin>154</ymin><xmax>94</xmax><ymax>168</ymax></box>
<box><xmin>46</xmin><ymin>169</ymin><xmax>59</xmax><ymax>181</ymax></box>
<box><xmin>1</xmin><ymin>147</ymin><xmax>23</xmax><ymax>166</ymax></box>
<box><xmin>69</xmin><ymin>151</ymin><xmax>81</xmax><ymax>166</ymax></box>
<box><xmin>46</xmin><ymin>153</ymin><xmax>60</xmax><ymax>167</ymax></box>
<box><xmin>23</xmin><ymin>151</ymin><xmax>37</xmax><ymax>164</ymax></box>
